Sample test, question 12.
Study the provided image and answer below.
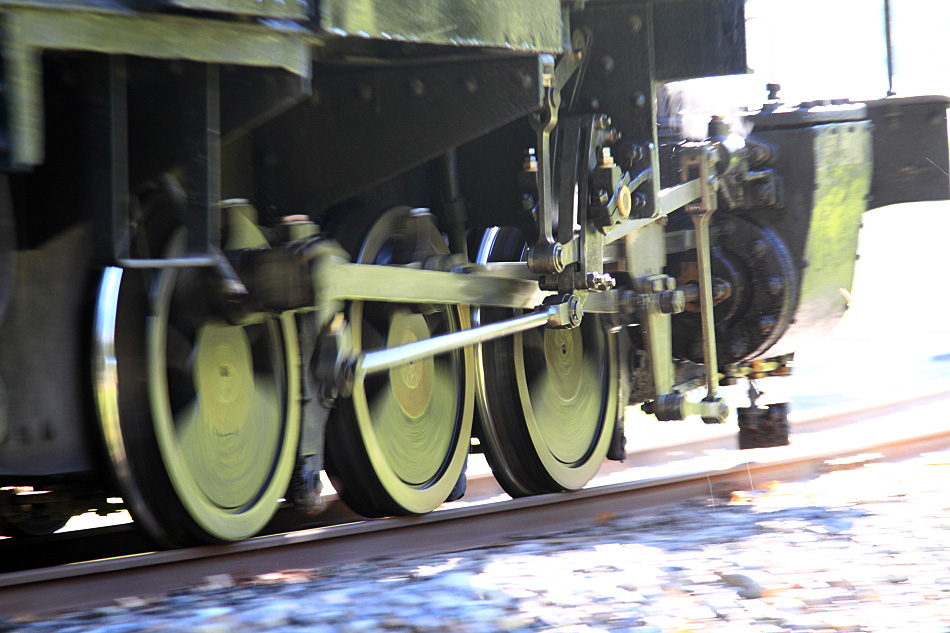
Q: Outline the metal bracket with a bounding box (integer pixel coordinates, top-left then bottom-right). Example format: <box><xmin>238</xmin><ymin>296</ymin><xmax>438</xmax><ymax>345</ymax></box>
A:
<box><xmin>527</xmin><ymin>55</ymin><xmax>562</xmax><ymax>275</ymax></box>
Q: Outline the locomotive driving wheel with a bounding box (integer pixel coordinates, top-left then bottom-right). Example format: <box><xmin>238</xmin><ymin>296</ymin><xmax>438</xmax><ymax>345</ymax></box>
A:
<box><xmin>325</xmin><ymin>207</ymin><xmax>474</xmax><ymax>517</ymax></box>
<box><xmin>94</xmin><ymin>207</ymin><xmax>299</xmax><ymax>546</ymax></box>
<box><xmin>475</xmin><ymin>227</ymin><xmax>618</xmax><ymax>497</ymax></box>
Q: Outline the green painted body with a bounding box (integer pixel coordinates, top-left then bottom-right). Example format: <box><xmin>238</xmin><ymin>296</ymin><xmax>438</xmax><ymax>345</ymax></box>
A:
<box><xmin>317</xmin><ymin>0</ymin><xmax>563</xmax><ymax>52</ymax></box>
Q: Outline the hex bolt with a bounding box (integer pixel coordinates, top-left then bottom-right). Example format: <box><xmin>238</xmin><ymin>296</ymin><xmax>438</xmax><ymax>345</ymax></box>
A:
<box><xmin>758</xmin><ymin>315</ymin><xmax>776</xmax><ymax>335</ymax></box>
<box><xmin>569</xmin><ymin>296</ymin><xmax>583</xmax><ymax>326</ymax></box>
<box><xmin>630</xmin><ymin>193</ymin><xmax>648</xmax><ymax>216</ymax></box>
<box><xmin>657</xmin><ymin>289</ymin><xmax>685</xmax><ymax>314</ymax></box>
<box><xmin>632</xmin><ymin>92</ymin><xmax>646</xmax><ymax>108</ymax></box>
<box><xmin>651</xmin><ymin>278</ymin><xmax>664</xmax><ymax>293</ymax></box>
<box><xmin>594</xmin><ymin>114</ymin><xmax>612</xmax><ymax>130</ymax></box>
<box><xmin>629</xmin><ymin>14</ymin><xmax>643</xmax><ymax>33</ymax></box>
<box><xmin>523</xmin><ymin>148</ymin><xmax>538</xmax><ymax>172</ymax></box>
<box><xmin>586</xmin><ymin>271</ymin><xmax>616</xmax><ymax>292</ymax></box>
<box><xmin>599</xmin><ymin>56</ymin><xmax>615</xmax><ymax>75</ymax></box>
<box><xmin>598</xmin><ymin>147</ymin><xmax>615</xmax><ymax>167</ymax></box>
<box><xmin>751</xmin><ymin>239</ymin><xmax>768</xmax><ymax>260</ymax></box>
<box><xmin>621</xmin><ymin>143</ymin><xmax>645</xmax><ymax>166</ymax></box>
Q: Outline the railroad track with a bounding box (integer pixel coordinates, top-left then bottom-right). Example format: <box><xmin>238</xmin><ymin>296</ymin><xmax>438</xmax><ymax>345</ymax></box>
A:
<box><xmin>2</xmin><ymin>388</ymin><xmax>949</xmax><ymax>619</ymax></box>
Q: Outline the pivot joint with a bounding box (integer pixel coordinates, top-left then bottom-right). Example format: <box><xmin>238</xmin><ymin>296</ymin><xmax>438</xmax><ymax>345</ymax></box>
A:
<box><xmin>543</xmin><ymin>294</ymin><xmax>583</xmax><ymax>329</ymax></box>
<box><xmin>644</xmin><ymin>393</ymin><xmax>729</xmax><ymax>423</ymax></box>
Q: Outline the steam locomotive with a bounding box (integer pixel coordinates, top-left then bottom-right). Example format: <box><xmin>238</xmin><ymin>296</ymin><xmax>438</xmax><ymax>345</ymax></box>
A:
<box><xmin>0</xmin><ymin>0</ymin><xmax>945</xmax><ymax>546</ymax></box>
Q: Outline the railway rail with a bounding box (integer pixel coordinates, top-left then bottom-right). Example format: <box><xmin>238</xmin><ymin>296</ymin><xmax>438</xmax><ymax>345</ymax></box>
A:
<box><xmin>2</xmin><ymin>390</ymin><xmax>949</xmax><ymax>619</ymax></box>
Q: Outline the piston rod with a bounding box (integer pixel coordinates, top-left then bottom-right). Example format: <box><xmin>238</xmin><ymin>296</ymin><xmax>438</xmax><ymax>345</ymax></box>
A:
<box><xmin>356</xmin><ymin>305</ymin><xmax>558</xmax><ymax>379</ymax></box>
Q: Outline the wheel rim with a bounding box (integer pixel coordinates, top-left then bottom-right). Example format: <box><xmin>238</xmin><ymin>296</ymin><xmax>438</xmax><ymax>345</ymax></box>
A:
<box><xmin>474</xmin><ymin>227</ymin><xmax>617</xmax><ymax>496</ymax></box>
<box><xmin>326</xmin><ymin>207</ymin><xmax>473</xmax><ymax>516</ymax></box>
<box><xmin>95</xmin><ymin>215</ymin><xmax>299</xmax><ymax>544</ymax></box>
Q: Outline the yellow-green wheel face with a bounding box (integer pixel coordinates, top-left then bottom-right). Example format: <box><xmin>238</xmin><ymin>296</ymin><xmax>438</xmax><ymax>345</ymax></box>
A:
<box><xmin>325</xmin><ymin>207</ymin><xmax>473</xmax><ymax>517</ymax></box>
<box><xmin>146</xmin><ymin>231</ymin><xmax>299</xmax><ymax>541</ymax></box>
<box><xmin>347</xmin><ymin>302</ymin><xmax>473</xmax><ymax>514</ymax></box>
<box><xmin>366</xmin><ymin>307</ymin><xmax>457</xmax><ymax>486</ymax></box>
<box><xmin>528</xmin><ymin>327</ymin><xmax>599</xmax><ymax>464</ymax></box>
<box><xmin>513</xmin><ymin>321</ymin><xmax>617</xmax><ymax>490</ymax></box>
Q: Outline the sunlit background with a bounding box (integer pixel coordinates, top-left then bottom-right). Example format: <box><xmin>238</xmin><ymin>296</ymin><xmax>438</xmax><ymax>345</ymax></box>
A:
<box><xmin>670</xmin><ymin>1</ymin><xmax>950</xmax><ymax>132</ymax></box>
